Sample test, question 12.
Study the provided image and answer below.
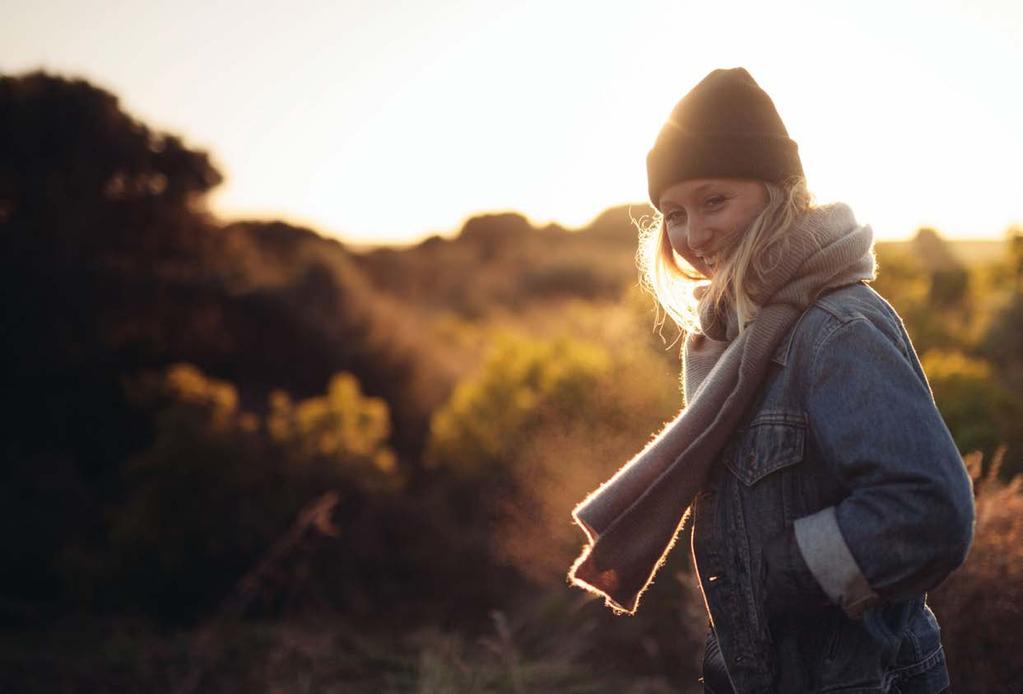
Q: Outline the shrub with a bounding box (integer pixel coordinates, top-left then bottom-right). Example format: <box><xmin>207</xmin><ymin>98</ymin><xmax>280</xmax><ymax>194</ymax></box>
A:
<box><xmin>424</xmin><ymin>331</ymin><xmax>612</xmax><ymax>480</ymax></box>
<box><xmin>100</xmin><ymin>363</ymin><xmax>402</xmax><ymax>621</ymax></box>
<box><xmin>930</xmin><ymin>450</ymin><xmax>1023</xmax><ymax>690</ymax></box>
<box><xmin>922</xmin><ymin>350</ymin><xmax>1023</xmax><ymax>476</ymax></box>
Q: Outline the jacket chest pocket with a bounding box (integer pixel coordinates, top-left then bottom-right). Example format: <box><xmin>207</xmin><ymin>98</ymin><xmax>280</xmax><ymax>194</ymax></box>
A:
<box><xmin>724</xmin><ymin>411</ymin><xmax>807</xmax><ymax>487</ymax></box>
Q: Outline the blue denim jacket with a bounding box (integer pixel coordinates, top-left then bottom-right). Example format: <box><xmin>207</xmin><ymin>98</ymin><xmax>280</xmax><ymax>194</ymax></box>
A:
<box><xmin>690</xmin><ymin>282</ymin><xmax>975</xmax><ymax>693</ymax></box>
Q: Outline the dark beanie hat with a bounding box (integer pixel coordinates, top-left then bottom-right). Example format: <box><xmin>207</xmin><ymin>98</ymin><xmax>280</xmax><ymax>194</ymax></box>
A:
<box><xmin>646</xmin><ymin>67</ymin><xmax>804</xmax><ymax>210</ymax></box>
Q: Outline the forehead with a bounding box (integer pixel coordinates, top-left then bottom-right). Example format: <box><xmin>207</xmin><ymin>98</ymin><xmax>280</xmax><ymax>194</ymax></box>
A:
<box><xmin>659</xmin><ymin>178</ymin><xmax>750</xmax><ymax>207</ymax></box>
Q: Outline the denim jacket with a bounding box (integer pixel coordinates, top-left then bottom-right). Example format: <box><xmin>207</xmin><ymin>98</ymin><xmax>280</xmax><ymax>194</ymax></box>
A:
<box><xmin>690</xmin><ymin>282</ymin><xmax>975</xmax><ymax>693</ymax></box>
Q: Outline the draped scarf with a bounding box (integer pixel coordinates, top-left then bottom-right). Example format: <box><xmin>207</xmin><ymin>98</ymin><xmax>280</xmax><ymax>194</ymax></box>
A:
<box><xmin>567</xmin><ymin>202</ymin><xmax>876</xmax><ymax>614</ymax></box>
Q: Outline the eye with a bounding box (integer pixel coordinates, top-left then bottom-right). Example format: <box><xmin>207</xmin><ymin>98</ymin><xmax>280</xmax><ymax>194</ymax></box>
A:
<box><xmin>664</xmin><ymin>208</ymin><xmax>686</xmax><ymax>225</ymax></box>
<box><xmin>705</xmin><ymin>195</ymin><xmax>726</xmax><ymax>208</ymax></box>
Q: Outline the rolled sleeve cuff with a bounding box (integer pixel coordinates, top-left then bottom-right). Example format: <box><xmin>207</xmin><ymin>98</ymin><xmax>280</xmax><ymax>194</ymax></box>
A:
<box><xmin>793</xmin><ymin>506</ymin><xmax>879</xmax><ymax>620</ymax></box>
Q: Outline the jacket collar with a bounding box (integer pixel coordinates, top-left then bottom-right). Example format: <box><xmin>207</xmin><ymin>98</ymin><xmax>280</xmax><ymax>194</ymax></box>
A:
<box><xmin>770</xmin><ymin>325</ymin><xmax>797</xmax><ymax>367</ymax></box>
<box><xmin>769</xmin><ymin>281</ymin><xmax>868</xmax><ymax>367</ymax></box>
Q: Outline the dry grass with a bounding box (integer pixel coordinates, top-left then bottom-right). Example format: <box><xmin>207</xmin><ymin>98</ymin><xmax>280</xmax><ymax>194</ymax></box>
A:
<box><xmin>929</xmin><ymin>448</ymin><xmax>1023</xmax><ymax>691</ymax></box>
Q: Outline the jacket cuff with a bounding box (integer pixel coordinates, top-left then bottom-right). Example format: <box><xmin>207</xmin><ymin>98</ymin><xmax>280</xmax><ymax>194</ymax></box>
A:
<box><xmin>793</xmin><ymin>506</ymin><xmax>880</xmax><ymax>620</ymax></box>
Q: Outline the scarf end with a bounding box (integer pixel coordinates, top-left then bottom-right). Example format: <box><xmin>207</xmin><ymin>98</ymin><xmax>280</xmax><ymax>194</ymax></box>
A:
<box><xmin>566</xmin><ymin>547</ymin><xmax>643</xmax><ymax>616</ymax></box>
<box><xmin>566</xmin><ymin>505</ymin><xmax>695</xmax><ymax>617</ymax></box>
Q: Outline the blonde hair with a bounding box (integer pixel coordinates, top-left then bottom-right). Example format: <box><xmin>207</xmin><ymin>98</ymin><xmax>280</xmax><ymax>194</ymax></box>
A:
<box><xmin>635</xmin><ymin>175</ymin><xmax>814</xmax><ymax>345</ymax></box>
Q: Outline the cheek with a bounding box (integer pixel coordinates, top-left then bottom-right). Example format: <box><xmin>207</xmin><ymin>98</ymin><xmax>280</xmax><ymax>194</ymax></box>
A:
<box><xmin>666</xmin><ymin>226</ymin><xmax>706</xmax><ymax>271</ymax></box>
<box><xmin>666</xmin><ymin>225</ymin><xmax>688</xmax><ymax>255</ymax></box>
<box><xmin>723</xmin><ymin>208</ymin><xmax>760</xmax><ymax>239</ymax></box>
<box><xmin>662</xmin><ymin>224</ymin><xmax>687</xmax><ymax>256</ymax></box>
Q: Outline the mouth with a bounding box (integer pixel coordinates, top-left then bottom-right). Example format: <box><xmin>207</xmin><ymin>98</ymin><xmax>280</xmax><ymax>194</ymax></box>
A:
<box><xmin>696</xmin><ymin>254</ymin><xmax>718</xmax><ymax>272</ymax></box>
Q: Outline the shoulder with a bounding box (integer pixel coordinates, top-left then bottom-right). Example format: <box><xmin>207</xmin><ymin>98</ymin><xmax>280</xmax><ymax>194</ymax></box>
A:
<box><xmin>773</xmin><ymin>282</ymin><xmax>910</xmax><ymax>368</ymax></box>
<box><xmin>812</xmin><ymin>282</ymin><xmax>903</xmax><ymax>334</ymax></box>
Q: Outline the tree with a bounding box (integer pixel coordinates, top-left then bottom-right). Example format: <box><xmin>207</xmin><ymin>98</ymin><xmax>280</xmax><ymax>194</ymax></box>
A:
<box><xmin>0</xmin><ymin>71</ymin><xmax>222</xmax><ymax>240</ymax></box>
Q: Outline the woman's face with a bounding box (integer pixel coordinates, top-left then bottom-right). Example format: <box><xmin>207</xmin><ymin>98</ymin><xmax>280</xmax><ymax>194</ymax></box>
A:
<box><xmin>659</xmin><ymin>178</ymin><xmax>769</xmax><ymax>277</ymax></box>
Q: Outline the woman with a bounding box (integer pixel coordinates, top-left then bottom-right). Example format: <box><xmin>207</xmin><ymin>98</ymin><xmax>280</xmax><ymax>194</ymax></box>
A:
<box><xmin>567</xmin><ymin>67</ymin><xmax>974</xmax><ymax>693</ymax></box>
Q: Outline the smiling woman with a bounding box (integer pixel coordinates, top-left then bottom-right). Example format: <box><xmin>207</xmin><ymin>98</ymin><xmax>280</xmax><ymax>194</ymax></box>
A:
<box><xmin>655</xmin><ymin>176</ymin><xmax>813</xmax><ymax>336</ymax></box>
<box><xmin>660</xmin><ymin>179</ymin><xmax>769</xmax><ymax>277</ymax></box>
<box><xmin>567</xmin><ymin>67</ymin><xmax>972</xmax><ymax>694</ymax></box>
<box><xmin>638</xmin><ymin>69</ymin><xmax>814</xmax><ymax>338</ymax></box>
<box><xmin>638</xmin><ymin>173</ymin><xmax>813</xmax><ymax>337</ymax></box>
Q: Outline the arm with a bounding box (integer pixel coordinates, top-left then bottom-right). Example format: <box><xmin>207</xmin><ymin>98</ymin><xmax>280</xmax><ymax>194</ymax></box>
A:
<box><xmin>774</xmin><ymin>316</ymin><xmax>975</xmax><ymax>620</ymax></box>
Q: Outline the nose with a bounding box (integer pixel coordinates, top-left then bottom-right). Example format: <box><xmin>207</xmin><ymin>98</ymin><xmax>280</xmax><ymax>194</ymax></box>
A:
<box><xmin>686</xmin><ymin>217</ymin><xmax>712</xmax><ymax>253</ymax></box>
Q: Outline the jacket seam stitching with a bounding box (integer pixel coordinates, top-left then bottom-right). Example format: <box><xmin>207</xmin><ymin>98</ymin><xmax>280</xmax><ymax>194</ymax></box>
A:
<box><xmin>809</xmin><ymin>317</ymin><xmax>868</xmax><ymax>384</ymax></box>
<box><xmin>889</xmin><ymin>643</ymin><xmax>945</xmax><ymax>678</ymax></box>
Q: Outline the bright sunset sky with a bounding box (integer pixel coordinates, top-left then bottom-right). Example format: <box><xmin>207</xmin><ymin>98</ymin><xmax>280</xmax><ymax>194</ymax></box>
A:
<box><xmin>3</xmin><ymin>1</ymin><xmax>1022</xmax><ymax>247</ymax></box>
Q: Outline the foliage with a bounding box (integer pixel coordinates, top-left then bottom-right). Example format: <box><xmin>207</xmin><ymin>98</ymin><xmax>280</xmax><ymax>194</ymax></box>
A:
<box><xmin>921</xmin><ymin>350</ymin><xmax>1023</xmax><ymax>472</ymax></box>
<box><xmin>267</xmin><ymin>373</ymin><xmax>398</xmax><ymax>488</ymax></box>
<box><xmin>96</xmin><ymin>363</ymin><xmax>402</xmax><ymax>621</ymax></box>
<box><xmin>353</xmin><ymin>210</ymin><xmax>638</xmax><ymax>317</ymax></box>
<box><xmin>4</xmin><ymin>68</ymin><xmax>1023</xmax><ymax>692</ymax></box>
<box><xmin>873</xmin><ymin>233</ymin><xmax>969</xmax><ymax>353</ymax></box>
<box><xmin>0</xmin><ymin>71</ymin><xmax>222</xmax><ymax>239</ymax></box>
<box><xmin>1008</xmin><ymin>224</ymin><xmax>1023</xmax><ymax>291</ymax></box>
<box><xmin>981</xmin><ymin>293</ymin><xmax>1023</xmax><ymax>381</ymax></box>
<box><xmin>930</xmin><ymin>450</ymin><xmax>1023</xmax><ymax>691</ymax></box>
<box><xmin>106</xmin><ymin>364</ymin><xmax>283</xmax><ymax>617</ymax></box>
<box><xmin>0</xmin><ymin>71</ymin><xmax>445</xmax><ymax>614</ymax></box>
<box><xmin>425</xmin><ymin>331</ymin><xmax>613</xmax><ymax>479</ymax></box>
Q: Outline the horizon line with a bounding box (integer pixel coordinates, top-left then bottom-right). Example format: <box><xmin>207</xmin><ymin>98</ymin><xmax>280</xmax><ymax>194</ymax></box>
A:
<box><xmin>208</xmin><ymin>201</ymin><xmax>1016</xmax><ymax>253</ymax></box>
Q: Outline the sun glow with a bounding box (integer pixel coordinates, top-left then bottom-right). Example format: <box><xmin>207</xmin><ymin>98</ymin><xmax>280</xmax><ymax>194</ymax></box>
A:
<box><xmin>3</xmin><ymin>0</ymin><xmax>1021</xmax><ymax>245</ymax></box>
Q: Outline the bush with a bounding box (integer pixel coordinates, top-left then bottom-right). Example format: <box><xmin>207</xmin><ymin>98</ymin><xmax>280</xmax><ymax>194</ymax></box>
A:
<box><xmin>97</xmin><ymin>363</ymin><xmax>402</xmax><ymax>621</ymax></box>
<box><xmin>424</xmin><ymin>331</ymin><xmax>612</xmax><ymax>480</ymax></box>
<box><xmin>930</xmin><ymin>450</ymin><xmax>1023</xmax><ymax>690</ymax></box>
<box><xmin>922</xmin><ymin>350</ymin><xmax>1023</xmax><ymax>476</ymax></box>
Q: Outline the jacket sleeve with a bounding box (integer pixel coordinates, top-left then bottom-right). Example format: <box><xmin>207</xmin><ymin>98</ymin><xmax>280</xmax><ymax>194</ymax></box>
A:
<box><xmin>791</xmin><ymin>316</ymin><xmax>975</xmax><ymax>620</ymax></box>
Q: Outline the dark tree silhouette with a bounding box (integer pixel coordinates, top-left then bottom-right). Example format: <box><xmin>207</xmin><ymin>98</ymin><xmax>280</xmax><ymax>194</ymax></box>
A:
<box><xmin>0</xmin><ymin>72</ymin><xmax>443</xmax><ymax>618</ymax></box>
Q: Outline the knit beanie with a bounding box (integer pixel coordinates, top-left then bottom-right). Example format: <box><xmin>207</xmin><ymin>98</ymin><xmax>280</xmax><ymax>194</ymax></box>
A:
<box><xmin>646</xmin><ymin>67</ymin><xmax>804</xmax><ymax>210</ymax></box>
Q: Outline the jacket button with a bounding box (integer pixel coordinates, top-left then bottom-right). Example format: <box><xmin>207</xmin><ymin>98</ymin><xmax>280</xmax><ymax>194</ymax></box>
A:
<box><xmin>734</xmin><ymin>655</ymin><xmax>744</xmax><ymax>664</ymax></box>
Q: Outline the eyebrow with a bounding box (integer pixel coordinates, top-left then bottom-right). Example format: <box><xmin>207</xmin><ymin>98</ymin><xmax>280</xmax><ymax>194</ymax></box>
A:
<box><xmin>661</xmin><ymin>182</ymin><xmax>720</xmax><ymax>209</ymax></box>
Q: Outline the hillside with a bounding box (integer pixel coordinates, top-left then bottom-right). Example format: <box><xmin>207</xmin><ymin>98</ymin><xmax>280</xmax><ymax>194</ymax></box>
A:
<box><xmin>349</xmin><ymin>206</ymin><xmax>647</xmax><ymax>317</ymax></box>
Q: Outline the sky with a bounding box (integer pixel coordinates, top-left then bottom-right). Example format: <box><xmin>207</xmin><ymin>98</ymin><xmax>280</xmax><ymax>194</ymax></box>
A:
<box><xmin>3</xmin><ymin>0</ymin><xmax>1022</xmax><ymax>247</ymax></box>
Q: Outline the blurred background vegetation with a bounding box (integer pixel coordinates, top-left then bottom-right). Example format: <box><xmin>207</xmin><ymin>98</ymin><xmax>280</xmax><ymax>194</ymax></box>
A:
<box><xmin>2</xmin><ymin>71</ymin><xmax>1022</xmax><ymax>693</ymax></box>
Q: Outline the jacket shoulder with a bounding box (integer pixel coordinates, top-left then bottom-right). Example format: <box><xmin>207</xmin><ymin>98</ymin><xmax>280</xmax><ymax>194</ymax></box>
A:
<box><xmin>773</xmin><ymin>282</ymin><xmax>906</xmax><ymax>366</ymax></box>
<box><xmin>812</xmin><ymin>282</ymin><xmax>902</xmax><ymax>328</ymax></box>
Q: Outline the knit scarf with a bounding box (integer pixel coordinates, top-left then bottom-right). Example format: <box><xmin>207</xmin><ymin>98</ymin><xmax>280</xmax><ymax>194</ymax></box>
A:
<box><xmin>567</xmin><ymin>202</ymin><xmax>876</xmax><ymax>614</ymax></box>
